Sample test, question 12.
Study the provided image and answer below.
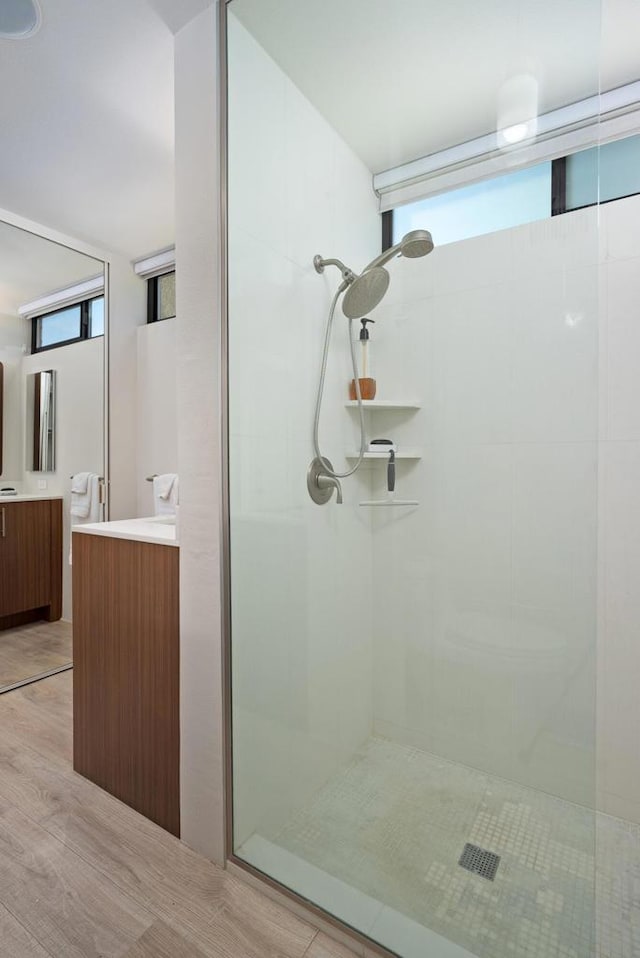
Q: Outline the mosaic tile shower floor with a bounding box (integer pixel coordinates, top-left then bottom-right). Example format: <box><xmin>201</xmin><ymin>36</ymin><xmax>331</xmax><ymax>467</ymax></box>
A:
<box><xmin>263</xmin><ymin>739</ymin><xmax>640</xmax><ymax>958</ymax></box>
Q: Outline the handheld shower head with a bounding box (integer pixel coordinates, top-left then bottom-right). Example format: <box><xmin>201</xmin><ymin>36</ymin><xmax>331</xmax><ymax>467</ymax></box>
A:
<box><xmin>399</xmin><ymin>229</ymin><xmax>434</xmax><ymax>259</ymax></box>
<box><xmin>362</xmin><ymin>229</ymin><xmax>434</xmax><ymax>274</ymax></box>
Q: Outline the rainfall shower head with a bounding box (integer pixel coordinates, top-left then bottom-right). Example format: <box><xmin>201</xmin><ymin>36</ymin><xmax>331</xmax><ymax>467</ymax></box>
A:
<box><xmin>342</xmin><ymin>266</ymin><xmax>390</xmax><ymax>319</ymax></box>
<box><xmin>313</xmin><ymin>228</ymin><xmax>434</xmax><ymax>319</ymax></box>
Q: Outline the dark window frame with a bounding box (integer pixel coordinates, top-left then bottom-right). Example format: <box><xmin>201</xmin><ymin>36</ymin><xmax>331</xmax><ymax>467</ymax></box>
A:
<box><xmin>147</xmin><ymin>270</ymin><xmax>176</xmax><ymax>324</ymax></box>
<box><xmin>551</xmin><ymin>156</ymin><xmax>567</xmax><ymax>215</ymax></box>
<box><xmin>31</xmin><ymin>296</ymin><xmax>105</xmax><ymax>355</ymax></box>
<box><xmin>381</xmin><ymin>210</ymin><xmax>393</xmax><ymax>252</ymax></box>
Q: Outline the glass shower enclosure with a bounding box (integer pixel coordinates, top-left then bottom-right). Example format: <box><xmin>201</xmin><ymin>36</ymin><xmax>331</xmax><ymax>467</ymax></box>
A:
<box><xmin>223</xmin><ymin>2</ymin><xmax>616</xmax><ymax>955</ymax></box>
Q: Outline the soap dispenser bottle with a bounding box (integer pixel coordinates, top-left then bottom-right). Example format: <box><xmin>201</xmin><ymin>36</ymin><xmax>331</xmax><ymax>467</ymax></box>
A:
<box><xmin>349</xmin><ymin>318</ymin><xmax>377</xmax><ymax>400</ymax></box>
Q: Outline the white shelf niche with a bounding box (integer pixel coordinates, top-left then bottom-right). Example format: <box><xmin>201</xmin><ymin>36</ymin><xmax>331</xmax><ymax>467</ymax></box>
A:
<box><xmin>346</xmin><ymin>449</ymin><xmax>422</xmax><ymax>460</ymax></box>
<box><xmin>345</xmin><ymin>400</ymin><xmax>421</xmax><ymax>410</ymax></box>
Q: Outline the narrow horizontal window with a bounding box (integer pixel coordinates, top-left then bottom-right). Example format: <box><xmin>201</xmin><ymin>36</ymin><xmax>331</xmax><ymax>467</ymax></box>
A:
<box><xmin>34</xmin><ymin>304</ymin><xmax>82</xmax><ymax>351</ymax></box>
<box><xmin>565</xmin><ymin>134</ymin><xmax>640</xmax><ymax>212</ymax></box>
<box><xmin>147</xmin><ymin>270</ymin><xmax>176</xmax><ymax>323</ymax></box>
<box><xmin>392</xmin><ymin>163</ymin><xmax>551</xmax><ymax>248</ymax></box>
<box><xmin>31</xmin><ymin>295</ymin><xmax>105</xmax><ymax>354</ymax></box>
<box><xmin>387</xmin><ymin>133</ymin><xmax>640</xmax><ymax>249</ymax></box>
<box><xmin>89</xmin><ymin>297</ymin><xmax>105</xmax><ymax>338</ymax></box>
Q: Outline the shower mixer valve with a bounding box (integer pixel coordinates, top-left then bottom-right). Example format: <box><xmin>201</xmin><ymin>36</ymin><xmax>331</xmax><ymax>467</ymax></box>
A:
<box><xmin>307</xmin><ymin>457</ymin><xmax>343</xmax><ymax>505</ymax></box>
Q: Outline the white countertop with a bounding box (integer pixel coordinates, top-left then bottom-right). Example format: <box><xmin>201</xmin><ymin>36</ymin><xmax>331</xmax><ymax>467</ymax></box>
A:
<box><xmin>72</xmin><ymin>516</ymin><xmax>178</xmax><ymax>547</ymax></box>
<box><xmin>0</xmin><ymin>494</ymin><xmax>64</xmax><ymax>502</ymax></box>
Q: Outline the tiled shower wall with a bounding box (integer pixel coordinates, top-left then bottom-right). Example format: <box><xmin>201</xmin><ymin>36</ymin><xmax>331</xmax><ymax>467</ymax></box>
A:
<box><xmin>597</xmin><ymin>194</ymin><xmax>640</xmax><ymax>823</ymax></box>
<box><xmin>227</xmin><ymin>14</ymin><xmax>379</xmax><ymax>845</ymax></box>
<box><xmin>371</xmin><ymin>193</ymin><xmax>640</xmax><ymax>822</ymax></box>
<box><xmin>227</xmin><ymin>9</ymin><xmax>640</xmax><ymax>833</ymax></box>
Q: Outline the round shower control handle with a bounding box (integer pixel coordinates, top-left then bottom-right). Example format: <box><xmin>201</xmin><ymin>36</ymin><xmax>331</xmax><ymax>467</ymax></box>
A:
<box><xmin>307</xmin><ymin>457</ymin><xmax>343</xmax><ymax>505</ymax></box>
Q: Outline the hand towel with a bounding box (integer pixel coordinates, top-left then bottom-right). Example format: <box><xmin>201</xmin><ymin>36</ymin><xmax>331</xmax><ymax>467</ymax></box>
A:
<box><xmin>71</xmin><ymin>471</ymin><xmax>90</xmax><ymax>495</ymax></box>
<box><xmin>70</xmin><ymin>473</ymin><xmax>102</xmax><ymax>564</ymax></box>
<box><xmin>153</xmin><ymin>474</ymin><xmax>179</xmax><ymax>516</ymax></box>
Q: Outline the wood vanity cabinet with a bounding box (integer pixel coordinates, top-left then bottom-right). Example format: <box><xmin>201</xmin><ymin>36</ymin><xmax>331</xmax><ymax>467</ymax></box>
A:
<box><xmin>72</xmin><ymin>532</ymin><xmax>180</xmax><ymax>836</ymax></box>
<box><xmin>0</xmin><ymin>498</ymin><xmax>62</xmax><ymax>629</ymax></box>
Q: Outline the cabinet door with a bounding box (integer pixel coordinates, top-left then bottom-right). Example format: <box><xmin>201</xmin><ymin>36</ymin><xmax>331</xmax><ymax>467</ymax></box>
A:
<box><xmin>0</xmin><ymin>501</ymin><xmax>52</xmax><ymax>616</ymax></box>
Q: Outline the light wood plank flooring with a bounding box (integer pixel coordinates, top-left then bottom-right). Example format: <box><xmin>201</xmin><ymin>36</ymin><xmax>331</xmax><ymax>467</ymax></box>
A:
<box><xmin>0</xmin><ymin>672</ymin><xmax>359</xmax><ymax>958</ymax></box>
<box><xmin>0</xmin><ymin>621</ymin><xmax>72</xmax><ymax>692</ymax></box>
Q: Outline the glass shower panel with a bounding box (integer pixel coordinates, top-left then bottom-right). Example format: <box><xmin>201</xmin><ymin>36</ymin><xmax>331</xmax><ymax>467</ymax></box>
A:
<box><xmin>227</xmin><ymin>3</ymin><xmax>602</xmax><ymax>956</ymax></box>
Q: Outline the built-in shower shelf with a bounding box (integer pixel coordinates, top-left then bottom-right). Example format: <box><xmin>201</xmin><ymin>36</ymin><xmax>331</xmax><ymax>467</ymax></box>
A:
<box><xmin>359</xmin><ymin>499</ymin><xmax>420</xmax><ymax>507</ymax></box>
<box><xmin>346</xmin><ymin>449</ymin><xmax>422</xmax><ymax>460</ymax></box>
<box><xmin>345</xmin><ymin>400</ymin><xmax>421</xmax><ymax>410</ymax></box>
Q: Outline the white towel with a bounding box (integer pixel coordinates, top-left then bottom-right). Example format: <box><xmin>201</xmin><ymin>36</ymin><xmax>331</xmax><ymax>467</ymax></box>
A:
<box><xmin>69</xmin><ymin>473</ymin><xmax>102</xmax><ymax>564</ymax></box>
<box><xmin>71</xmin><ymin>472</ymin><xmax>100</xmax><ymax>522</ymax></box>
<box><xmin>71</xmin><ymin>471</ymin><xmax>90</xmax><ymax>495</ymax></box>
<box><xmin>153</xmin><ymin>474</ymin><xmax>179</xmax><ymax>516</ymax></box>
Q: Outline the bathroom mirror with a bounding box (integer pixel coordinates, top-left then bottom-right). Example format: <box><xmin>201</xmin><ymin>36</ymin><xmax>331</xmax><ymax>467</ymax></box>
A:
<box><xmin>0</xmin><ymin>218</ymin><xmax>106</xmax><ymax>693</ymax></box>
<box><xmin>0</xmin><ymin>362</ymin><xmax>3</xmax><ymax>476</ymax></box>
<box><xmin>28</xmin><ymin>369</ymin><xmax>56</xmax><ymax>471</ymax></box>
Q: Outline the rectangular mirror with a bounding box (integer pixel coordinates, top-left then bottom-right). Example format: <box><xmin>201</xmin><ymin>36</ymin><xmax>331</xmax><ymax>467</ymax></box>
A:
<box><xmin>0</xmin><ymin>361</ymin><xmax>3</xmax><ymax>475</ymax></box>
<box><xmin>0</xmin><ymin>218</ymin><xmax>106</xmax><ymax>695</ymax></box>
<box><xmin>28</xmin><ymin>369</ymin><xmax>56</xmax><ymax>472</ymax></box>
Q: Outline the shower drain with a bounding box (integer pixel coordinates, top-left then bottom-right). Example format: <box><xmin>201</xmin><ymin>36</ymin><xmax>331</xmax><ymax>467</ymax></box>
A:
<box><xmin>458</xmin><ymin>843</ymin><xmax>501</xmax><ymax>880</ymax></box>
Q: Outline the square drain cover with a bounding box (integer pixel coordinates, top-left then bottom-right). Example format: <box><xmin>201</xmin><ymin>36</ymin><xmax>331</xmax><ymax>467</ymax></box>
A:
<box><xmin>459</xmin><ymin>843</ymin><xmax>500</xmax><ymax>881</ymax></box>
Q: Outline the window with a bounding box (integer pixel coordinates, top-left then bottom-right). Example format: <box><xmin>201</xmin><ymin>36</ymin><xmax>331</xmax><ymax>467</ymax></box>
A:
<box><xmin>556</xmin><ymin>134</ymin><xmax>640</xmax><ymax>214</ymax></box>
<box><xmin>392</xmin><ymin>164</ymin><xmax>551</xmax><ymax>248</ymax></box>
<box><xmin>387</xmin><ymin>133</ymin><xmax>640</xmax><ymax>249</ymax></box>
<box><xmin>147</xmin><ymin>270</ymin><xmax>176</xmax><ymax>323</ymax></box>
<box><xmin>31</xmin><ymin>296</ymin><xmax>105</xmax><ymax>353</ymax></box>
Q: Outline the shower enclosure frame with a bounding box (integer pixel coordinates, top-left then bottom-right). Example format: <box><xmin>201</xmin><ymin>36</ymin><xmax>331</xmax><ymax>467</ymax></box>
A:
<box><xmin>218</xmin><ymin>2</ymin><xmax>401</xmax><ymax>953</ymax></box>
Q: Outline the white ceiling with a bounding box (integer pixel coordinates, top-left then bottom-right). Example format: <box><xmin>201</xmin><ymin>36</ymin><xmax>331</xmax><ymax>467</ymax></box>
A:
<box><xmin>0</xmin><ymin>0</ymin><xmax>182</xmax><ymax>259</ymax></box>
<box><xmin>232</xmin><ymin>0</ymin><xmax>640</xmax><ymax>174</ymax></box>
<box><xmin>0</xmin><ymin>0</ymin><xmax>637</xmax><ymax>262</ymax></box>
<box><xmin>0</xmin><ymin>219</ymin><xmax>101</xmax><ymax>320</ymax></box>
<box><xmin>147</xmin><ymin>0</ymin><xmax>213</xmax><ymax>34</ymax></box>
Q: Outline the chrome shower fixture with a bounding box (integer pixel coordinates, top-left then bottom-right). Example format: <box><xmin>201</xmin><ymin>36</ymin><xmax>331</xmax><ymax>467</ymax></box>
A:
<box><xmin>308</xmin><ymin>229</ymin><xmax>434</xmax><ymax>506</ymax></box>
<box><xmin>313</xmin><ymin>229</ymin><xmax>434</xmax><ymax>320</ymax></box>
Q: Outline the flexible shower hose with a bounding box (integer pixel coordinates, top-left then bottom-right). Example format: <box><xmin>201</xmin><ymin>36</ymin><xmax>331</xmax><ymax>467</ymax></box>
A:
<box><xmin>313</xmin><ymin>286</ymin><xmax>366</xmax><ymax>479</ymax></box>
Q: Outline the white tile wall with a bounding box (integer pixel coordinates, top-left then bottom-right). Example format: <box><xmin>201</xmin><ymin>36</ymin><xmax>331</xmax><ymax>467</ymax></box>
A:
<box><xmin>604</xmin><ymin>258</ymin><xmax>640</xmax><ymax>441</ymax></box>
<box><xmin>135</xmin><ymin>318</ymin><xmax>178</xmax><ymax>516</ymax></box>
<box><xmin>228</xmin><ymin>17</ymin><xmax>640</xmax><ymax>838</ymax></box>
<box><xmin>596</xmin><ymin>197</ymin><xmax>640</xmax><ymax>823</ymax></box>
<box><xmin>227</xmin><ymin>14</ymin><xmax>379</xmax><ymax>845</ymax></box>
<box><xmin>372</xmin><ymin>204</ymin><xmax>605</xmax><ymax>809</ymax></box>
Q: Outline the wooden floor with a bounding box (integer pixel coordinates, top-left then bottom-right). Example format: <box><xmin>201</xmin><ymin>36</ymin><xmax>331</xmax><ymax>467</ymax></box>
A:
<box><xmin>0</xmin><ymin>620</ymin><xmax>72</xmax><ymax>692</ymax></box>
<box><xmin>0</xmin><ymin>672</ymin><xmax>359</xmax><ymax>958</ymax></box>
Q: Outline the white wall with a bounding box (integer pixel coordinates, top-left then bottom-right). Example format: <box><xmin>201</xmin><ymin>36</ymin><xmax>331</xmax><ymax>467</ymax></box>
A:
<box><xmin>227</xmin><ymin>14</ymin><xmax>379</xmax><ymax>846</ymax></box>
<box><xmin>367</xmin><ymin>193</ymin><xmax>640</xmax><ymax>825</ymax></box>
<box><xmin>597</xmin><ymin>193</ymin><xmax>640</xmax><ymax>824</ymax></box>
<box><xmin>370</xmin><ymin>208</ymin><xmax>600</xmax><ymax>808</ymax></box>
<box><xmin>175</xmin><ymin>3</ymin><xmax>225</xmax><ymax>864</ymax></box>
<box><xmin>136</xmin><ymin>317</ymin><xmax>178</xmax><ymax>515</ymax></box>
<box><xmin>107</xmin><ymin>257</ymin><xmax>148</xmax><ymax>520</ymax></box>
<box><xmin>22</xmin><ymin>336</ymin><xmax>104</xmax><ymax>620</ymax></box>
<box><xmin>0</xmin><ymin>313</ymin><xmax>29</xmax><ymax>482</ymax></box>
